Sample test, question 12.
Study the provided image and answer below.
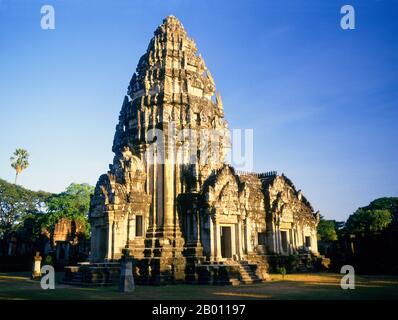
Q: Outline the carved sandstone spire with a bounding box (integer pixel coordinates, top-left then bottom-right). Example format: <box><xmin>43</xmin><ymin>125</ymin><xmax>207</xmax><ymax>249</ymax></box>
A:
<box><xmin>114</xmin><ymin>15</ymin><xmax>229</xmax><ymax>184</ymax></box>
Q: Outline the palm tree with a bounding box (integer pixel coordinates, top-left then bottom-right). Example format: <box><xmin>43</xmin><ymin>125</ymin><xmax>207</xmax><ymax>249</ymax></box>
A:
<box><xmin>10</xmin><ymin>148</ymin><xmax>29</xmax><ymax>184</ymax></box>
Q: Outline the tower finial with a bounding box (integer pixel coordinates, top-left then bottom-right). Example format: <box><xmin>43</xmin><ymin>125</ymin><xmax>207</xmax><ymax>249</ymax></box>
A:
<box><xmin>163</xmin><ymin>15</ymin><xmax>183</xmax><ymax>26</ymax></box>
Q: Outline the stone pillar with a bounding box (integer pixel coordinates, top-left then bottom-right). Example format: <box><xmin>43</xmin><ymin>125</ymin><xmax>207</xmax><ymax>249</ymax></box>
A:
<box><xmin>163</xmin><ymin>159</ymin><xmax>174</xmax><ymax>232</ymax></box>
<box><xmin>32</xmin><ymin>252</ymin><xmax>42</xmax><ymax>279</ymax></box>
<box><xmin>245</xmin><ymin>220</ymin><xmax>252</xmax><ymax>253</ymax></box>
<box><xmin>291</xmin><ymin>228</ymin><xmax>296</xmax><ymax>250</ymax></box>
<box><xmin>107</xmin><ymin>220</ymin><xmax>115</xmax><ymax>261</ymax></box>
<box><xmin>312</xmin><ymin>232</ymin><xmax>318</xmax><ymax>254</ymax></box>
<box><xmin>128</xmin><ymin>215</ymin><xmax>135</xmax><ymax>242</ymax></box>
<box><xmin>209</xmin><ymin>216</ymin><xmax>215</xmax><ymax>261</ymax></box>
<box><xmin>244</xmin><ymin>219</ymin><xmax>248</xmax><ymax>254</ymax></box>
<box><xmin>192</xmin><ymin>210</ymin><xmax>198</xmax><ymax>242</ymax></box>
<box><xmin>195</xmin><ymin>209</ymin><xmax>201</xmax><ymax>245</ymax></box>
<box><xmin>156</xmin><ymin>163</ymin><xmax>163</xmax><ymax>227</ymax></box>
<box><xmin>215</xmin><ymin>220</ymin><xmax>222</xmax><ymax>261</ymax></box>
<box><xmin>152</xmin><ymin>152</ymin><xmax>157</xmax><ymax>232</ymax></box>
<box><xmin>231</xmin><ymin>224</ymin><xmax>236</xmax><ymax>259</ymax></box>
<box><xmin>90</xmin><ymin>227</ymin><xmax>96</xmax><ymax>262</ymax></box>
<box><xmin>272</xmin><ymin>223</ymin><xmax>277</xmax><ymax>253</ymax></box>
<box><xmin>272</xmin><ymin>223</ymin><xmax>276</xmax><ymax>254</ymax></box>
<box><xmin>119</xmin><ymin>249</ymin><xmax>135</xmax><ymax>292</ymax></box>
<box><xmin>276</xmin><ymin>225</ymin><xmax>282</xmax><ymax>254</ymax></box>
<box><xmin>174</xmin><ymin>163</ymin><xmax>182</xmax><ymax>235</ymax></box>
<box><xmin>237</xmin><ymin>219</ymin><xmax>243</xmax><ymax>258</ymax></box>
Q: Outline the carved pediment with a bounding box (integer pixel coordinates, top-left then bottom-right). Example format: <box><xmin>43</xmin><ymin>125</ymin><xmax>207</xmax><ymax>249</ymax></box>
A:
<box><xmin>202</xmin><ymin>165</ymin><xmax>240</xmax><ymax>215</ymax></box>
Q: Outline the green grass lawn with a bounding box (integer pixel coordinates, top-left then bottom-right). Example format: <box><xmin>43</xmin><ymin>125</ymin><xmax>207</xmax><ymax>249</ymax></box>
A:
<box><xmin>0</xmin><ymin>272</ymin><xmax>397</xmax><ymax>300</ymax></box>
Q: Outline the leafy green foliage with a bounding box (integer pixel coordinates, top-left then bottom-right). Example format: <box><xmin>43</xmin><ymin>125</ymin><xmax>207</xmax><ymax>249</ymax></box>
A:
<box><xmin>344</xmin><ymin>198</ymin><xmax>398</xmax><ymax>235</ymax></box>
<box><xmin>15</xmin><ymin>213</ymin><xmax>48</xmax><ymax>242</ymax></box>
<box><xmin>366</xmin><ymin>198</ymin><xmax>398</xmax><ymax>224</ymax></box>
<box><xmin>317</xmin><ymin>215</ymin><xmax>339</xmax><ymax>241</ymax></box>
<box><xmin>43</xmin><ymin>255</ymin><xmax>54</xmax><ymax>266</ymax></box>
<box><xmin>43</xmin><ymin>183</ymin><xmax>94</xmax><ymax>235</ymax></box>
<box><xmin>345</xmin><ymin>208</ymin><xmax>392</xmax><ymax>234</ymax></box>
<box><xmin>278</xmin><ymin>267</ymin><xmax>287</xmax><ymax>280</ymax></box>
<box><xmin>0</xmin><ymin>178</ymin><xmax>50</xmax><ymax>237</ymax></box>
<box><xmin>366</xmin><ymin>197</ymin><xmax>398</xmax><ymax>212</ymax></box>
<box><xmin>10</xmin><ymin>148</ymin><xmax>29</xmax><ymax>184</ymax></box>
<box><xmin>0</xmin><ymin>179</ymin><xmax>93</xmax><ymax>240</ymax></box>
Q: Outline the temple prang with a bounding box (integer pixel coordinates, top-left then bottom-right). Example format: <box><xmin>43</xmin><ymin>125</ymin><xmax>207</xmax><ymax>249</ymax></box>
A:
<box><xmin>73</xmin><ymin>15</ymin><xmax>320</xmax><ymax>285</ymax></box>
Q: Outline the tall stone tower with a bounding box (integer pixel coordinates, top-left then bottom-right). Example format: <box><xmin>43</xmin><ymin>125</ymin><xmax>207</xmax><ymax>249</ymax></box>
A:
<box><xmin>88</xmin><ymin>15</ymin><xmax>319</xmax><ymax>286</ymax></box>
<box><xmin>90</xmin><ymin>15</ymin><xmax>230</xmax><ymax>284</ymax></box>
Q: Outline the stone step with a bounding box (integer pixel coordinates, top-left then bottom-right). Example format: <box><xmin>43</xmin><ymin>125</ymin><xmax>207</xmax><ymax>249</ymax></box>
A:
<box><xmin>239</xmin><ymin>268</ymin><xmax>256</xmax><ymax>275</ymax></box>
<box><xmin>241</xmin><ymin>276</ymin><xmax>254</xmax><ymax>281</ymax></box>
<box><xmin>239</xmin><ymin>265</ymin><xmax>253</xmax><ymax>269</ymax></box>
<box><xmin>229</xmin><ymin>279</ymin><xmax>241</xmax><ymax>286</ymax></box>
<box><xmin>237</xmin><ymin>262</ymin><xmax>262</xmax><ymax>285</ymax></box>
<box><xmin>239</xmin><ymin>265</ymin><xmax>254</xmax><ymax>270</ymax></box>
<box><xmin>239</xmin><ymin>268</ymin><xmax>255</xmax><ymax>273</ymax></box>
<box><xmin>240</xmin><ymin>271</ymin><xmax>256</xmax><ymax>277</ymax></box>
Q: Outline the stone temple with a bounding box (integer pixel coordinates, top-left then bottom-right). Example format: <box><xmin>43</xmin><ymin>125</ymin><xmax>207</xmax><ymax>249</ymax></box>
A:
<box><xmin>75</xmin><ymin>16</ymin><xmax>320</xmax><ymax>285</ymax></box>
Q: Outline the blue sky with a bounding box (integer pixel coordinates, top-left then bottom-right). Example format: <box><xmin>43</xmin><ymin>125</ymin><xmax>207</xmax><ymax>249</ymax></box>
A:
<box><xmin>0</xmin><ymin>0</ymin><xmax>397</xmax><ymax>221</ymax></box>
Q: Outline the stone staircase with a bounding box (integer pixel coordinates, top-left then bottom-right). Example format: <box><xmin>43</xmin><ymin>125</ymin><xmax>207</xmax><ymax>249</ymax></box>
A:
<box><xmin>238</xmin><ymin>261</ymin><xmax>262</xmax><ymax>284</ymax></box>
<box><xmin>196</xmin><ymin>260</ymin><xmax>265</xmax><ymax>285</ymax></box>
<box><xmin>62</xmin><ymin>262</ymin><xmax>120</xmax><ymax>286</ymax></box>
<box><xmin>62</xmin><ymin>259</ymin><xmax>269</xmax><ymax>286</ymax></box>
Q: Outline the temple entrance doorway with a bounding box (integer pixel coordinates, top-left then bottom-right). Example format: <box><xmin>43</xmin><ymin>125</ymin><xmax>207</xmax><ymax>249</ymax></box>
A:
<box><xmin>220</xmin><ymin>226</ymin><xmax>232</xmax><ymax>259</ymax></box>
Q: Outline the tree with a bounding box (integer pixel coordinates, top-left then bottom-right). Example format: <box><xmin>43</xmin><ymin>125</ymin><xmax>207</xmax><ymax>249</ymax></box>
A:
<box><xmin>340</xmin><ymin>198</ymin><xmax>398</xmax><ymax>274</ymax></box>
<box><xmin>345</xmin><ymin>208</ymin><xmax>392</xmax><ymax>235</ymax></box>
<box><xmin>365</xmin><ymin>198</ymin><xmax>398</xmax><ymax>225</ymax></box>
<box><xmin>10</xmin><ymin>148</ymin><xmax>29</xmax><ymax>185</ymax></box>
<box><xmin>366</xmin><ymin>197</ymin><xmax>398</xmax><ymax>212</ymax></box>
<box><xmin>317</xmin><ymin>216</ymin><xmax>338</xmax><ymax>241</ymax></box>
<box><xmin>0</xmin><ymin>178</ymin><xmax>50</xmax><ymax>238</ymax></box>
<box><xmin>344</xmin><ymin>198</ymin><xmax>397</xmax><ymax>235</ymax></box>
<box><xmin>43</xmin><ymin>183</ymin><xmax>94</xmax><ymax>235</ymax></box>
<box><xmin>317</xmin><ymin>214</ymin><xmax>344</xmax><ymax>241</ymax></box>
<box><xmin>0</xmin><ymin>181</ymin><xmax>93</xmax><ymax>242</ymax></box>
